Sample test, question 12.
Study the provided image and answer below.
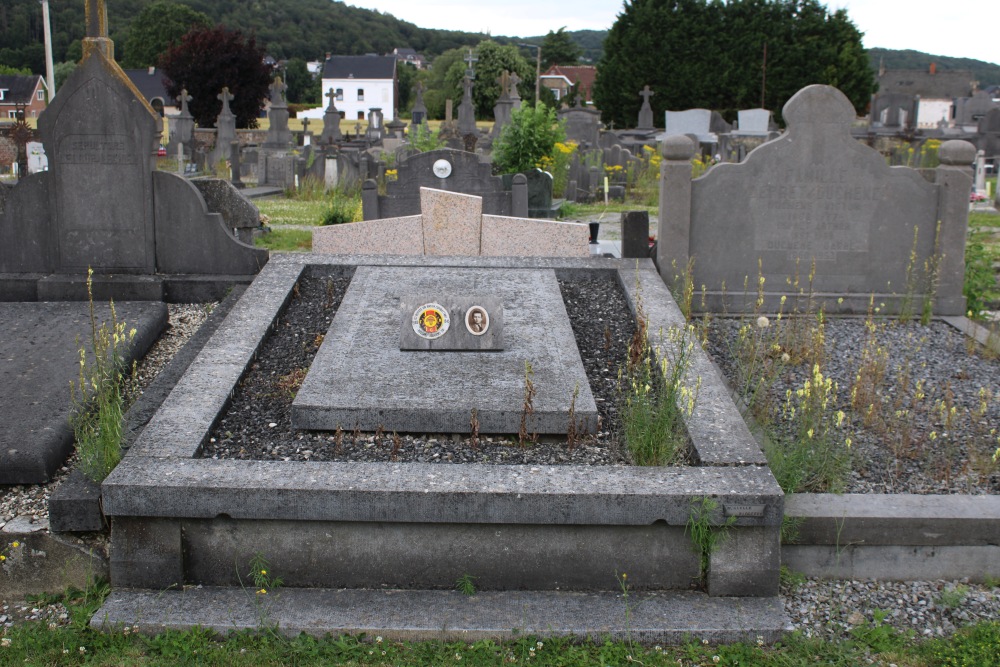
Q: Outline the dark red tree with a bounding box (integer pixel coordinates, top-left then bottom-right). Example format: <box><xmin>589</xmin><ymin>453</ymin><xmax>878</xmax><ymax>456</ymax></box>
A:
<box><xmin>158</xmin><ymin>25</ymin><xmax>273</xmax><ymax>128</ymax></box>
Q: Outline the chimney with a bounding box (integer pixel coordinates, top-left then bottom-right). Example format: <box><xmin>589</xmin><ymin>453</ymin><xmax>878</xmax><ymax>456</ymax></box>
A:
<box><xmin>147</xmin><ymin>66</ymin><xmax>155</xmax><ymax>75</ymax></box>
<box><xmin>929</xmin><ymin>62</ymin><xmax>936</xmax><ymax>75</ymax></box>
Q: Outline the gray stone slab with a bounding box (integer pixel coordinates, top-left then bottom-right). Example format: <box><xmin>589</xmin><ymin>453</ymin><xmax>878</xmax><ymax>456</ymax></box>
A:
<box><xmin>93</xmin><ymin>587</ymin><xmax>789</xmax><ymax>644</ymax></box>
<box><xmin>49</xmin><ymin>470</ymin><xmax>104</xmax><ymax>533</ymax></box>
<box><xmin>399</xmin><ymin>296</ymin><xmax>504</xmax><ymax>350</ymax></box>
<box><xmin>103</xmin><ymin>457</ymin><xmax>783</xmax><ymax>527</ymax></box>
<box><xmin>292</xmin><ymin>266</ymin><xmax>598</xmax><ymax>434</ymax></box>
<box><xmin>786</xmin><ymin>493</ymin><xmax>1000</xmax><ymax>546</ymax></box>
<box><xmin>0</xmin><ymin>301</ymin><xmax>167</xmax><ymax>484</ymax></box>
<box><xmin>782</xmin><ymin>545</ymin><xmax>1000</xmax><ymax>583</ymax></box>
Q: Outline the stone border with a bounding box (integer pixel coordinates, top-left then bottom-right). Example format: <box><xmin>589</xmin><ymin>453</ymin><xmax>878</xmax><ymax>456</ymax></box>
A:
<box><xmin>102</xmin><ymin>254</ymin><xmax>782</xmax><ymax>597</ymax></box>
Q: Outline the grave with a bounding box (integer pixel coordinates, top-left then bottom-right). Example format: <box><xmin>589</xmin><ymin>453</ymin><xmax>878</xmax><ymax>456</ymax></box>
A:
<box><xmin>658</xmin><ymin>84</ymin><xmax>974</xmax><ymax>315</ymax></box>
<box><xmin>0</xmin><ymin>301</ymin><xmax>166</xmax><ymax>484</ymax></box>
<box><xmin>558</xmin><ymin>100</ymin><xmax>601</xmax><ymax>148</ymax></box>
<box><xmin>0</xmin><ymin>3</ymin><xmax>266</xmax><ymax>302</ymax></box>
<box><xmin>318</xmin><ymin>187</ymin><xmax>587</xmax><ymax>256</ymax></box>
<box><xmin>663</xmin><ymin>108</ymin><xmax>716</xmax><ymax>144</ymax></box>
<box><xmin>361</xmin><ymin>148</ymin><xmax>526</xmax><ymax>219</ymax></box>
<box><xmin>94</xmin><ymin>252</ymin><xmax>784</xmax><ymax>639</ymax></box>
<box><xmin>292</xmin><ymin>266</ymin><xmax>596</xmax><ymax>434</ymax></box>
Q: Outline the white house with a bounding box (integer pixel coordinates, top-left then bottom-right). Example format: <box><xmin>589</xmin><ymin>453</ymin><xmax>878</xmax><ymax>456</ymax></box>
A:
<box><xmin>321</xmin><ymin>55</ymin><xmax>397</xmax><ymax>121</ymax></box>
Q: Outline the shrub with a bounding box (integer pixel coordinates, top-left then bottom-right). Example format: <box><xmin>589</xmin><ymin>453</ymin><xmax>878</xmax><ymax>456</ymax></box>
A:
<box><xmin>492</xmin><ymin>103</ymin><xmax>565</xmax><ymax>175</ymax></box>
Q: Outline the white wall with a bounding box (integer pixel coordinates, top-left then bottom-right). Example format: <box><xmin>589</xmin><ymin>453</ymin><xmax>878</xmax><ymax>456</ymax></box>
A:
<box><xmin>916</xmin><ymin>99</ymin><xmax>953</xmax><ymax>128</ymax></box>
<box><xmin>320</xmin><ymin>77</ymin><xmax>395</xmax><ymax>121</ymax></box>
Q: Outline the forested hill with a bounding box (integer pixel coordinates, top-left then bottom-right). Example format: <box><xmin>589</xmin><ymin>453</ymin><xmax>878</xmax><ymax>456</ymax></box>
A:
<box><xmin>0</xmin><ymin>0</ymin><xmax>499</xmax><ymax>71</ymax></box>
<box><xmin>868</xmin><ymin>48</ymin><xmax>1000</xmax><ymax>87</ymax></box>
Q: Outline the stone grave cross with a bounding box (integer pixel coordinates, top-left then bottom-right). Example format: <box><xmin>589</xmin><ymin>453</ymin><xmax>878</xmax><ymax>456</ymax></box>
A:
<box><xmin>325</xmin><ymin>87</ymin><xmax>338</xmax><ymax>111</ymax></box>
<box><xmin>638</xmin><ymin>85</ymin><xmax>655</xmax><ymax>130</ymax></box>
<box><xmin>218</xmin><ymin>87</ymin><xmax>235</xmax><ymax>119</ymax></box>
<box><xmin>464</xmin><ymin>49</ymin><xmax>478</xmax><ymax>78</ymax></box>
<box><xmin>301</xmin><ymin>118</ymin><xmax>311</xmax><ymax>134</ymax></box>
<box><xmin>509</xmin><ymin>72</ymin><xmax>522</xmax><ymax>98</ymax></box>
<box><xmin>85</xmin><ymin>0</ymin><xmax>108</xmax><ymax>39</ymax></box>
<box><xmin>269</xmin><ymin>77</ymin><xmax>288</xmax><ymax>108</ymax></box>
<box><xmin>496</xmin><ymin>71</ymin><xmax>511</xmax><ymax>101</ymax></box>
<box><xmin>178</xmin><ymin>89</ymin><xmax>193</xmax><ymax>117</ymax></box>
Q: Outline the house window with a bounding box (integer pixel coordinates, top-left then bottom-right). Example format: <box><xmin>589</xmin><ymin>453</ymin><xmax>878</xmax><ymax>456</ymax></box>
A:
<box><xmin>357</xmin><ymin>88</ymin><xmax>364</xmax><ymax>101</ymax></box>
<box><xmin>37</xmin><ymin>90</ymin><xmax>44</xmax><ymax>101</ymax></box>
<box><xmin>357</xmin><ymin>111</ymin><xmax>364</xmax><ymax>120</ymax></box>
<box><xmin>0</xmin><ymin>89</ymin><xmax>8</xmax><ymax>101</ymax></box>
<box><xmin>339</xmin><ymin>111</ymin><xmax>345</xmax><ymax>120</ymax></box>
<box><xmin>7</xmin><ymin>111</ymin><xmax>16</xmax><ymax>119</ymax></box>
<box><xmin>335</xmin><ymin>88</ymin><xmax>343</xmax><ymax>101</ymax></box>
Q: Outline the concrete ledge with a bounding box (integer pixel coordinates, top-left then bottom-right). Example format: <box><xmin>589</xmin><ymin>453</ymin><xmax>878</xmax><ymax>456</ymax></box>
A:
<box><xmin>786</xmin><ymin>494</ymin><xmax>1000</xmax><ymax>546</ymax></box>
<box><xmin>784</xmin><ymin>494</ymin><xmax>1000</xmax><ymax>582</ymax></box>
<box><xmin>92</xmin><ymin>587</ymin><xmax>789</xmax><ymax>644</ymax></box>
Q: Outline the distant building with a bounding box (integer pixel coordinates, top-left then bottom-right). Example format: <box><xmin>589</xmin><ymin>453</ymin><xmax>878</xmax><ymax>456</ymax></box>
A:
<box><xmin>539</xmin><ymin>65</ymin><xmax>597</xmax><ymax>104</ymax></box>
<box><xmin>123</xmin><ymin>67</ymin><xmax>177</xmax><ymax>117</ymax></box>
<box><xmin>0</xmin><ymin>75</ymin><xmax>47</xmax><ymax>119</ymax></box>
<box><xmin>321</xmin><ymin>55</ymin><xmax>397</xmax><ymax>121</ymax></box>
<box><xmin>390</xmin><ymin>47</ymin><xmax>425</xmax><ymax>70</ymax></box>
<box><xmin>876</xmin><ymin>63</ymin><xmax>977</xmax><ymax>129</ymax></box>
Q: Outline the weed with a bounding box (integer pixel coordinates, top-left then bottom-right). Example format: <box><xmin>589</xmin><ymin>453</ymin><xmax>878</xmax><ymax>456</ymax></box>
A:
<box><xmin>850</xmin><ymin>609</ymin><xmax>907</xmax><ymax>653</ymax></box>
<box><xmin>70</xmin><ymin>269</ymin><xmax>136</xmax><ymax>483</ymax></box>
<box><xmin>518</xmin><ymin>361</ymin><xmax>537</xmax><ymax>447</ymax></box>
<box><xmin>240</xmin><ymin>552</ymin><xmax>283</xmax><ymax>632</ymax></box>
<box><xmin>685</xmin><ymin>496</ymin><xmax>736</xmax><ymax>586</ymax></box>
<box><xmin>937</xmin><ymin>583</ymin><xmax>970</xmax><ymax>610</ymax></box>
<box><xmin>779</xmin><ymin>564</ymin><xmax>806</xmax><ymax>589</ymax></box>
<box><xmin>275</xmin><ymin>367</ymin><xmax>307</xmax><ymax>397</ymax></box>
<box><xmin>615</xmin><ymin>571</ymin><xmax>634</xmax><ymax>653</ymax></box>
<box><xmin>455</xmin><ymin>574</ymin><xmax>477</xmax><ymax>596</ymax></box>
<box><xmin>469</xmin><ymin>408</ymin><xmax>480</xmax><ymax>450</ymax></box>
<box><xmin>391</xmin><ymin>431</ymin><xmax>402</xmax><ymax>461</ymax></box>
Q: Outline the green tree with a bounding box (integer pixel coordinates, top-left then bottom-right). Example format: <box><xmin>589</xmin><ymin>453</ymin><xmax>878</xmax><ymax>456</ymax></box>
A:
<box><xmin>158</xmin><ymin>25</ymin><xmax>273</xmax><ymax>128</ymax></box>
<box><xmin>284</xmin><ymin>58</ymin><xmax>320</xmax><ymax>104</ymax></box>
<box><xmin>492</xmin><ymin>103</ymin><xmax>566</xmax><ymax>174</ymax></box>
<box><xmin>396</xmin><ymin>61</ymin><xmax>418</xmax><ymax>113</ymax></box>
<box><xmin>53</xmin><ymin>61</ymin><xmax>77</xmax><ymax>90</ymax></box>
<box><xmin>541</xmin><ymin>27</ymin><xmax>582</xmax><ymax>69</ymax></box>
<box><xmin>0</xmin><ymin>65</ymin><xmax>32</xmax><ymax>75</ymax></box>
<box><xmin>443</xmin><ymin>40</ymin><xmax>534</xmax><ymax>119</ymax></box>
<box><xmin>593</xmin><ymin>0</ymin><xmax>876</xmax><ymax>128</ymax></box>
<box><xmin>422</xmin><ymin>47</ymin><xmax>467</xmax><ymax>119</ymax></box>
<box><xmin>120</xmin><ymin>0</ymin><xmax>212</xmax><ymax>69</ymax></box>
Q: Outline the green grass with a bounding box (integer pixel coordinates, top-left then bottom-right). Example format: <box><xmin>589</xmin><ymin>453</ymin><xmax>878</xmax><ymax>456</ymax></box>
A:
<box><xmin>1</xmin><ymin>585</ymin><xmax>997</xmax><ymax>667</ymax></box>
<box><xmin>254</xmin><ymin>228</ymin><xmax>312</xmax><ymax>252</ymax></box>
<box><xmin>256</xmin><ymin>198</ymin><xmax>331</xmax><ymax>226</ymax></box>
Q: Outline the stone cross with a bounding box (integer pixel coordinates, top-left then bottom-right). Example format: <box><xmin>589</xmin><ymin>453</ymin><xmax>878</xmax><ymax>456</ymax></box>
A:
<box><xmin>325</xmin><ymin>87</ymin><xmax>338</xmax><ymax>111</ymax></box>
<box><xmin>496</xmin><ymin>71</ymin><xmax>511</xmax><ymax>100</ymax></box>
<box><xmin>509</xmin><ymin>72</ymin><xmax>522</xmax><ymax>98</ymax></box>
<box><xmin>301</xmin><ymin>118</ymin><xmax>311</xmax><ymax>134</ymax></box>
<box><xmin>178</xmin><ymin>89</ymin><xmax>193</xmax><ymax>117</ymax></box>
<box><xmin>269</xmin><ymin>77</ymin><xmax>287</xmax><ymax>106</ymax></box>
<box><xmin>85</xmin><ymin>0</ymin><xmax>109</xmax><ymax>39</ymax></box>
<box><xmin>464</xmin><ymin>49</ymin><xmax>478</xmax><ymax>78</ymax></box>
<box><xmin>218</xmin><ymin>87</ymin><xmax>234</xmax><ymax>117</ymax></box>
<box><xmin>462</xmin><ymin>76</ymin><xmax>474</xmax><ymax>100</ymax></box>
<box><xmin>640</xmin><ymin>85</ymin><xmax>654</xmax><ymax>105</ymax></box>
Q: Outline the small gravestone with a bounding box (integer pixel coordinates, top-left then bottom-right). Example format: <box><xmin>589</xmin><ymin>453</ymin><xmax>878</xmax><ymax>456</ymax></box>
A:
<box><xmin>664</xmin><ymin>109</ymin><xmax>715</xmax><ymax>144</ymax></box>
<box><xmin>264</xmin><ymin>78</ymin><xmax>293</xmax><ymax>149</ymax></box>
<box><xmin>319</xmin><ymin>87</ymin><xmax>343</xmax><ymax>144</ymax></box>
<box><xmin>621</xmin><ymin>210</ymin><xmax>650</xmax><ymax>258</ymax></box>
<box><xmin>457</xmin><ymin>76</ymin><xmax>478</xmax><ymax>137</ymax></box>
<box><xmin>735</xmin><ymin>109</ymin><xmax>772</xmax><ymax>136</ymax></box>
<box><xmin>637</xmin><ymin>85</ymin><xmax>655</xmax><ymax>130</ymax></box>
<box><xmin>210</xmin><ymin>87</ymin><xmax>237</xmax><ymax>165</ymax></box>
<box><xmin>410</xmin><ymin>82</ymin><xmax>428</xmax><ymax>127</ymax></box>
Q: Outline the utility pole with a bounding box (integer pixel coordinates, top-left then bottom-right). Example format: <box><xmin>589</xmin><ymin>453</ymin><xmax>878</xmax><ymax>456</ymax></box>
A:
<box><xmin>760</xmin><ymin>41</ymin><xmax>767</xmax><ymax>109</ymax></box>
<box><xmin>40</xmin><ymin>0</ymin><xmax>56</xmax><ymax>101</ymax></box>
<box><xmin>518</xmin><ymin>43</ymin><xmax>541</xmax><ymax>105</ymax></box>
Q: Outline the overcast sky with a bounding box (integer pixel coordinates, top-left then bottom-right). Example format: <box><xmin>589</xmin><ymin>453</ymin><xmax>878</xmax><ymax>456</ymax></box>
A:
<box><xmin>345</xmin><ymin>0</ymin><xmax>996</xmax><ymax>65</ymax></box>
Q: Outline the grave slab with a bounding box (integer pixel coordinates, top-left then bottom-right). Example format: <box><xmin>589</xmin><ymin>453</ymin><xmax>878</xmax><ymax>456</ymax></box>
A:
<box><xmin>94</xmin><ymin>587</ymin><xmax>789</xmax><ymax>644</ymax></box>
<box><xmin>0</xmin><ymin>301</ymin><xmax>167</xmax><ymax>484</ymax></box>
<box><xmin>292</xmin><ymin>266</ymin><xmax>598</xmax><ymax>434</ymax></box>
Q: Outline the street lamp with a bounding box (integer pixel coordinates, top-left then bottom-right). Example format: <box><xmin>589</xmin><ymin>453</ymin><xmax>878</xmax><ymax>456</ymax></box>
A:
<box><xmin>518</xmin><ymin>43</ymin><xmax>541</xmax><ymax>105</ymax></box>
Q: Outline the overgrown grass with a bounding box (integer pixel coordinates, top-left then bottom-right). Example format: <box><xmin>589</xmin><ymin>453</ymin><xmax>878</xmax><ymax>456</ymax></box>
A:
<box><xmin>1</xmin><ymin>581</ymin><xmax>997</xmax><ymax>667</ymax></box>
<box><xmin>966</xmin><ymin>211</ymin><xmax>1000</xmax><ymax>314</ymax></box>
<box><xmin>256</xmin><ymin>198</ymin><xmax>331</xmax><ymax>226</ymax></box>
<box><xmin>69</xmin><ymin>269</ymin><xmax>136</xmax><ymax>483</ymax></box>
<box><xmin>254</xmin><ymin>228</ymin><xmax>312</xmax><ymax>252</ymax></box>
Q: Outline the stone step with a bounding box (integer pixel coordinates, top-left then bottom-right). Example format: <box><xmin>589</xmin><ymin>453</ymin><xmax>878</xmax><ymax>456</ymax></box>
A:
<box><xmin>92</xmin><ymin>587</ymin><xmax>789</xmax><ymax>645</ymax></box>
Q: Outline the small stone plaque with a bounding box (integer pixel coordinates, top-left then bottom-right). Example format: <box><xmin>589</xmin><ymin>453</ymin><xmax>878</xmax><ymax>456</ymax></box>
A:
<box><xmin>399</xmin><ymin>296</ymin><xmax>503</xmax><ymax>351</ymax></box>
<box><xmin>723</xmin><ymin>504</ymin><xmax>766</xmax><ymax>518</ymax></box>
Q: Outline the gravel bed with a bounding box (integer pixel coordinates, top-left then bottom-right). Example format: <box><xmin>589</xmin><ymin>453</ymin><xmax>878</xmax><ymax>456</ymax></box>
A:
<box><xmin>781</xmin><ymin>577</ymin><xmax>1000</xmax><ymax>640</ymax></box>
<box><xmin>202</xmin><ymin>268</ymin><xmax>639</xmax><ymax>465</ymax></box>
<box><xmin>705</xmin><ymin>317</ymin><xmax>1000</xmax><ymax>494</ymax></box>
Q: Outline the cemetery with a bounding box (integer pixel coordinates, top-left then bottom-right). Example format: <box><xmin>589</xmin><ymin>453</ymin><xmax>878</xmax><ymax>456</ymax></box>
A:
<box><xmin>0</xmin><ymin>0</ymin><xmax>999</xmax><ymax>660</ymax></box>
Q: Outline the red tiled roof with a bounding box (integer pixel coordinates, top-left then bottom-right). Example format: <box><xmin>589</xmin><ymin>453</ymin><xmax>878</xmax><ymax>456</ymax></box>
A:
<box><xmin>542</xmin><ymin>65</ymin><xmax>597</xmax><ymax>100</ymax></box>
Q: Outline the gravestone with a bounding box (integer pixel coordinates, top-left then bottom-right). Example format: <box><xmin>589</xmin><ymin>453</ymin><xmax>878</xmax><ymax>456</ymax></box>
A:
<box><xmin>735</xmin><ymin>109</ymin><xmax>772</xmax><ymax>136</ymax></box>
<box><xmin>210</xmin><ymin>87</ymin><xmax>237</xmax><ymax>165</ymax></box>
<box><xmin>509</xmin><ymin>71</ymin><xmax>523</xmax><ymax>110</ymax></box>
<box><xmin>167</xmin><ymin>89</ymin><xmax>194</xmax><ymax>157</ymax></box>
<box><xmin>410</xmin><ymin>82</ymin><xmax>428</xmax><ymax>127</ymax></box>
<box><xmin>664</xmin><ymin>109</ymin><xmax>715</xmax><ymax>143</ymax></box>
<box><xmin>659</xmin><ymin>84</ymin><xmax>973</xmax><ymax>315</ymax></box>
<box><xmin>869</xmin><ymin>92</ymin><xmax>918</xmax><ymax>132</ymax></box>
<box><xmin>292</xmin><ymin>266</ymin><xmax>598</xmax><ymax>434</ymax></box>
<box><xmin>362</xmin><ymin>148</ymin><xmax>523</xmax><ymax>219</ymax></box>
<box><xmin>621</xmin><ymin>210</ymin><xmax>650</xmax><ymax>258</ymax></box>
<box><xmin>638</xmin><ymin>85</ymin><xmax>655</xmax><ymax>130</ymax></box>
<box><xmin>524</xmin><ymin>168</ymin><xmax>555</xmax><ymax>218</ymax></box>
<box><xmin>367</xmin><ymin>108</ymin><xmax>384</xmax><ymax>143</ymax></box>
<box><xmin>319</xmin><ymin>88</ymin><xmax>343</xmax><ymax>144</ymax></box>
<box><xmin>559</xmin><ymin>102</ymin><xmax>601</xmax><ymax>148</ymax></box>
<box><xmin>26</xmin><ymin>141</ymin><xmax>47</xmax><ymax>173</ymax></box>
<box><xmin>264</xmin><ymin>78</ymin><xmax>293</xmax><ymax>149</ymax></box>
<box><xmin>489</xmin><ymin>71</ymin><xmax>514</xmax><ymax>140</ymax></box>
<box><xmin>0</xmin><ymin>0</ymin><xmax>267</xmax><ymax>298</ymax></box>
<box><xmin>457</xmin><ymin>76</ymin><xmax>478</xmax><ymax>137</ymax></box>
